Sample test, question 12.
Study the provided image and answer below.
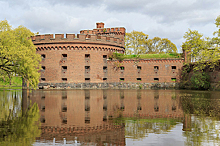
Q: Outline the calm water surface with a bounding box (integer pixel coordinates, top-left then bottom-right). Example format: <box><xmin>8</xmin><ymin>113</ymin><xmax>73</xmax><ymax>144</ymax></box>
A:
<box><xmin>0</xmin><ymin>89</ymin><xmax>220</xmax><ymax>146</ymax></box>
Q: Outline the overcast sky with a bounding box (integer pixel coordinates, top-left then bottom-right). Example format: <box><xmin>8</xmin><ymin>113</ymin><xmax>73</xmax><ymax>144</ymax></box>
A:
<box><xmin>0</xmin><ymin>0</ymin><xmax>219</xmax><ymax>52</ymax></box>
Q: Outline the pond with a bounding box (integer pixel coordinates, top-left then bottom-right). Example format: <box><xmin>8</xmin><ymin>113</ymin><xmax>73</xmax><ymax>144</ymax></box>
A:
<box><xmin>0</xmin><ymin>89</ymin><xmax>220</xmax><ymax>146</ymax></box>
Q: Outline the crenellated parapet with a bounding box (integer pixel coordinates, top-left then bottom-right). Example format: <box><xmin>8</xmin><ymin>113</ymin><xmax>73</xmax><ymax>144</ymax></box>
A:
<box><xmin>32</xmin><ymin>33</ymin><xmax>124</xmax><ymax>49</ymax></box>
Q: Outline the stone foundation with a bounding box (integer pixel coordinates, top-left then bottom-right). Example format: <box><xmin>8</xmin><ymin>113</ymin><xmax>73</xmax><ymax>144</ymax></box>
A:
<box><xmin>38</xmin><ymin>82</ymin><xmax>180</xmax><ymax>89</ymax></box>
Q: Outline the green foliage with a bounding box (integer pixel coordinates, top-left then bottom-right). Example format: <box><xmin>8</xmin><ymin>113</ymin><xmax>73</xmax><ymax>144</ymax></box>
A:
<box><xmin>0</xmin><ymin>20</ymin><xmax>41</xmax><ymax>88</ymax></box>
<box><xmin>190</xmin><ymin>72</ymin><xmax>210</xmax><ymax>90</ymax></box>
<box><xmin>125</xmin><ymin>31</ymin><xmax>177</xmax><ymax>55</ymax></box>
<box><xmin>0</xmin><ymin>76</ymin><xmax>22</xmax><ymax>86</ymax></box>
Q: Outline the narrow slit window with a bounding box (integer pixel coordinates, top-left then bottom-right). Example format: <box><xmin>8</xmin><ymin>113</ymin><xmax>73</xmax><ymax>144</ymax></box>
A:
<box><xmin>154</xmin><ymin>66</ymin><xmax>159</xmax><ymax>70</ymax></box>
<box><xmin>154</xmin><ymin>78</ymin><xmax>159</xmax><ymax>81</ymax></box>
<box><xmin>62</xmin><ymin>54</ymin><xmax>67</xmax><ymax>57</ymax></box>
<box><xmin>120</xmin><ymin>78</ymin><xmax>124</xmax><ymax>81</ymax></box>
<box><xmin>62</xmin><ymin>78</ymin><xmax>67</xmax><ymax>81</ymax></box>
<box><xmin>137</xmin><ymin>66</ymin><xmax>141</xmax><ymax>70</ymax></box>
<box><xmin>137</xmin><ymin>78</ymin><xmax>141</xmax><ymax>81</ymax></box>
<box><xmin>85</xmin><ymin>54</ymin><xmax>90</xmax><ymax>58</ymax></box>
<box><xmin>172</xmin><ymin>66</ymin><xmax>176</xmax><ymax>69</ymax></box>
<box><xmin>103</xmin><ymin>55</ymin><xmax>107</xmax><ymax>59</ymax></box>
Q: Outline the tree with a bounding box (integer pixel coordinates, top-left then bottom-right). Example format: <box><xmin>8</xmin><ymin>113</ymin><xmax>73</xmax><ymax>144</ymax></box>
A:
<box><xmin>125</xmin><ymin>31</ymin><xmax>148</xmax><ymax>55</ymax></box>
<box><xmin>0</xmin><ymin>20</ymin><xmax>41</xmax><ymax>88</ymax></box>
<box><xmin>125</xmin><ymin>31</ymin><xmax>177</xmax><ymax>55</ymax></box>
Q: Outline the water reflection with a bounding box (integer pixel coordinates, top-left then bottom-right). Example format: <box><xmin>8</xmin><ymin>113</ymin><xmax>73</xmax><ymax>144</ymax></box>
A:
<box><xmin>0</xmin><ymin>90</ymin><xmax>40</xmax><ymax>146</ymax></box>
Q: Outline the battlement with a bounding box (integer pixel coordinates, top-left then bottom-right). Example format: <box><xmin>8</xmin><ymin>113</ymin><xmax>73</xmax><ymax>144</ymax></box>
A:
<box><xmin>32</xmin><ymin>33</ymin><xmax>124</xmax><ymax>48</ymax></box>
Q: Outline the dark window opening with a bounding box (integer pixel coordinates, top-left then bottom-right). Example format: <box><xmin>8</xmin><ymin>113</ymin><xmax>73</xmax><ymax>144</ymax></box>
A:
<box><xmin>41</xmin><ymin>96</ymin><xmax>45</xmax><ymax>99</ymax></box>
<box><xmin>120</xmin><ymin>106</ymin><xmax>125</xmax><ymax>111</ymax></box>
<box><xmin>137</xmin><ymin>106</ymin><xmax>142</xmax><ymax>110</ymax></box>
<box><xmin>62</xmin><ymin>119</ymin><xmax>67</xmax><ymax>124</ymax></box>
<box><xmin>171</xmin><ymin>78</ymin><xmax>176</xmax><ymax>81</ymax></box>
<box><xmin>41</xmin><ymin>118</ymin><xmax>45</xmax><ymax>123</ymax></box>
<box><xmin>62</xmin><ymin>96</ymin><xmax>67</xmax><ymax>99</ymax></box>
<box><xmin>85</xmin><ymin>107</ymin><xmax>90</xmax><ymax>111</ymax></box>
<box><xmin>103</xmin><ymin>78</ymin><xmax>107</xmax><ymax>81</ymax></box>
<box><xmin>85</xmin><ymin>119</ymin><xmax>90</xmax><ymax>124</ymax></box>
<box><xmin>41</xmin><ymin>78</ymin><xmax>46</xmax><ymax>81</ymax></box>
<box><xmin>120</xmin><ymin>78</ymin><xmax>124</xmax><ymax>81</ymax></box>
<box><xmin>42</xmin><ymin>66</ymin><xmax>45</xmax><ymax>70</ymax></box>
<box><xmin>154</xmin><ymin>78</ymin><xmax>159</xmax><ymax>81</ymax></box>
<box><xmin>85</xmin><ymin>78</ymin><xmax>90</xmax><ymax>81</ymax></box>
<box><xmin>172</xmin><ymin>66</ymin><xmax>176</xmax><ymax>69</ymax></box>
<box><xmin>85</xmin><ymin>66</ymin><xmax>90</xmax><ymax>70</ymax></box>
<box><xmin>172</xmin><ymin>106</ymin><xmax>176</xmax><ymax>111</ymax></box>
<box><xmin>62</xmin><ymin>78</ymin><xmax>67</xmax><ymax>81</ymax></box>
<box><xmin>120</xmin><ymin>66</ymin><xmax>125</xmax><ymax>70</ymax></box>
<box><xmin>41</xmin><ymin>106</ymin><xmax>45</xmax><ymax>112</ymax></box>
<box><xmin>154</xmin><ymin>66</ymin><xmax>159</xmax><ymax>70</ymax></box>
<box><xmin>154</xmin><ymin>106</ymin><xmax>159</xmax><ymax>112</ymax></box>
<box><xmin>137</xmin><ymin>78</ymin><xmax>141</xmax><ymax>81</ymax></box>
<box><xmin>62</xmin><ymin>107</ymin><xmax>67</xmax><ymax>112</ymax></box>
<box><xmin>103</xmin><ymin>55</ymin><xmax>107</xmax><ymax>59</ymax></box>
<box><xmin>103</xmin><ymin>66</ymin><xmax>107</xmax><ymax>70</ymax></box>
<box><xmin>137</xmin><ymin>66</ymin><xmax>141</xmax><ymax>70</ymax></box>
<box><xmin>62</xmin><ymin>66</ymin><xmax>67</xmax><ymax>70</ymax></box>
<box><xmin>62</xmin><ymin>54</ymin><xmax>67</xmax><ymax>57</ymax></box>
<box><xmin>103</xmin><ymin>117</ymin><xmax>107</xmax><ymax>121</ymax></box>
<box><xmin>103</xmin><ymin>106</ymin><xmax>107</xmax><ymax>111</ymax></box>
<box><xmin>41</xmin><ymin>54</ymin><xmax>46</xmax><ymax>59</ymax></box>
<box><xmin>85</xmin><ymin>54</ymin><xmax>90</xmax><ymax>58</ymax></box>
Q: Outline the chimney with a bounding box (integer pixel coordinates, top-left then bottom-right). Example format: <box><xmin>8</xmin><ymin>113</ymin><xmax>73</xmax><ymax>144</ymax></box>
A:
<box><xmin>96</xmin><ymin>22</ymin><xmax>104</xmax><ymax>28</ymax></box>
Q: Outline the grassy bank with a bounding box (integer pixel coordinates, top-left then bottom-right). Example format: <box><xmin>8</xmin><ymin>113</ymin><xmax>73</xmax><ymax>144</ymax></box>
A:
<box><xmin>0</xmin><ymin>76</ymin><xmax>22</xmax><ymax>88</ymax></box>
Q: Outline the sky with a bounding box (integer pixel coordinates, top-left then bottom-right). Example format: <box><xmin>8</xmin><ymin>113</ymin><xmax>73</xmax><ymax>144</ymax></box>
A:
<box><xmin>0</xmin><ymin>0</ymin><xmax>220</xmax><ymax>52</ymax></box>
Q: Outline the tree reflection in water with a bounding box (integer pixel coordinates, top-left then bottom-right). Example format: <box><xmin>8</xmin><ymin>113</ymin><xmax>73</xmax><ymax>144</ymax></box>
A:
<box><xmin>0</xmin><ymin>90</ymin><xmax>41</xmax><ymax>146</ymax></box>
<box><xmin>181</xmin><ymin>92</ymin><xmax>220</xmax><ymax>146</ymax></box>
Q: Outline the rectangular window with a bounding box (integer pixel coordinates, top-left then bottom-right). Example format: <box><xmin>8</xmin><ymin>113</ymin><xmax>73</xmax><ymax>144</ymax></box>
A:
<box><xmin>103</xmin><ymin>66</ymin><xmax>107</xmax><ymax>70</ymax></box>
<box><xmin>85</xmin><ymin>54</ymin><xmax>90</xmax><ymax>58</ymax></box>
<box><xmin>103</xmin><ymin>78</ymin><xmax>107</xmax><ymax>81</ymax></box>
<box><xmin>41</xmin><ymin>78</ymin><xmax>46</xmax><ymax>81</ymax></box>
<box><xmin>85</xmin><ymin>78</ymin><xmax>90</xmax><ymax>81</ymax></box>
<box><xmin>120</xmin><ymin>78</ymin><xmax>124</xmax><ymax>81</ymax></box>
<box><xmin>62</xmin><ymin>66</ymin><xmax>67</xmax><ymax>70</ymax></box>
<box><xmin>41</xmin><ymin>54</ymin><xmax>46</xmax><ymax>59</ymax></box>
<box><xmin>137</xmin><ymin>66</ymin><xmax>141</xmax><ymax>70</ymax></box>
<box><xmin>103</xmin><ymin>55</ymin><xmax>107</xmax><ymax>59</ymax></box>
<box><xmin>62</xmin><ymin>54</ymin><xmax>67</xmax><ymax>57</ymax></box>
<box><xmin>137</xmin><ymin>78</ymin><xmax>141</xmax><ymax>81</ymax></box>
<box><xmin>62</xmin><ymin>78</ymin><xmax>67</xmax><ymax>81</ymax></box>
<box><xmin>154</xmin><ymin>66</ymin><xmax>159</xmax><ymax>70</ymax></box>
<box><xmin>172</xmin><ymin>66</ymin><xmax>176</xmax><ymax>69</ymax></box>
<box><xmin>120</xmin><ymin>66</ymin><xmax>125</xmax><ymax>70</ymax></box>
<box><xmin>171</xmin><ymin>78</ymin><xmax>176</xmax><ymax>81</ymax></box>
<box><xmin>85</xmin><ymin>66</ymin><xmax>90</xmax><ymax>70</ymax></box>
<box><xmin>62</xmin><ymin>106</ymin><xmax>67</xmax><ymax>112</ymax></box>
<box><xmin>154</xmin><ymin>78</ymin><xmax>159</xmax><ymax>81</ymax></box>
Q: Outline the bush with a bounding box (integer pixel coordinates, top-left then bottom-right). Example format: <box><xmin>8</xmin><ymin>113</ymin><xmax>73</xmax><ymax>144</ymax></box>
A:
<box><xmin>190</xmin><ymin>72</ymin><xmax>210</xmax><ymax>90</ymax></box>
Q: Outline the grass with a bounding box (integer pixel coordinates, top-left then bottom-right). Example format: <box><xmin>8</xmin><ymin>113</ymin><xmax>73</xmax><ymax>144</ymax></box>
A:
<box><xmin>0</xmin><ymin>76</ymin><xmax>22</xmax><ymax>87</ymax></box>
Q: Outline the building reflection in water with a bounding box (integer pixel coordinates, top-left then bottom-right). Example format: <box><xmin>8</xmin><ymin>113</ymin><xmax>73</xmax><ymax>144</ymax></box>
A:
<box><xmin>23</xmin><ymin>89</ymin><xmax>185</xmax><ymax>145</ymax></box>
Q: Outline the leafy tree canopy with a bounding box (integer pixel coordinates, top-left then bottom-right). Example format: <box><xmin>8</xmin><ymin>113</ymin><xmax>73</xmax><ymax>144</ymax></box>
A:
<box><xmin>125</xmin><ymin>31</ymin><xmax>177</xmax><ymax>55</ymax></box>
<box><xmin>0</xmin><ymin>20</ymin><xmax>41</xmax><ymax>88</ymax></box>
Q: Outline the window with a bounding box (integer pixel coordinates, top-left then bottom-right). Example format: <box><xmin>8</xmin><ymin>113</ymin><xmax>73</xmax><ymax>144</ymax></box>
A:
<box><xmin>62</xmin><ymin>106</ymin><xmax>67</xmax><ymax>112</ymax></box>
<box><xmin>103</xmin><ymin>55</ymin><xmax>107</xmax><ymax>59</ymax></box>
<box><xmin>172</xmin><ymin>66</ymin><xmax>176</xmax><ymax>69</ymax></box>
<box><xmin>154</xmin><ymin>78</ymin><xmax>159</xmax><ymax>81</ymax></box>
<box><xmin>171</xmin><ymin>78</ymin><xmax>176</xmax><ymax>81</ymax></box>
<box><xmin>137</xmin><ymin>66</ymin><xmax>141</xmax><ymax>70</ymax></box>
<box><xmin>85</xmin><ymin>78</ymin><xmax>90</xmax><ymax>81</ymax></box>
<box><xmin>85</xmin><ymin>54</ymin><xmax>90</xmax><ymax>58</ymax></box>
<box><xmin>103</xmin><ymin>66</ymin><xmax>107</xmax><ymax>70</ymax></box>
<box><xmin>62</xmin><ymin>54</ymin><xmax>67</xmax><ymax>57</ymax></box>
<box><xmin>154</xmin><ymin>66</ymin><xmax>159</xmax><ymax>70</ymax></box>
<box><xmin>103</xmin><ymin>78</ymin><xmax>107</xmax><ymax>81</ymax></box>
<box><xmin>62</xmin><ymin>66</ymin><xmax>67</xmax><ymax>70</ymax></box>
<box><xmin>120</xmin><ymin>78</ymin><xmax>124</xmax><ymax>81</ymax></box>
<box><xmin>41</xmin><ymin>54</ymin><xmax>46</xmax><ymax>59</ymax></box>
<box><xmin>41</xmin><ymin>78</ymin><xmax>46</xmax><ymax>81</ymax></box>
<box><xmin>42</xmin><ymin>66</ymin><xmax>45</xmax><ymax>70</ymax></box>
<box><xmin>62</xmin><ymin>78</ymin><xmax>67</xmax><ymax>81</ymax></box>
<box><xmin>85</xmin><ymin>66</ymin><xmax>90</xmax><ymax>70</ymax></box>
<box><xmin>120</xmin><ymin>66</ymin><xmax>125</xmax><ymax>70</ymax></box>
<box><xmin>137</xmin><ymin>78</ymin><xmax>141</xmax><ymax>81</ymax></box>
